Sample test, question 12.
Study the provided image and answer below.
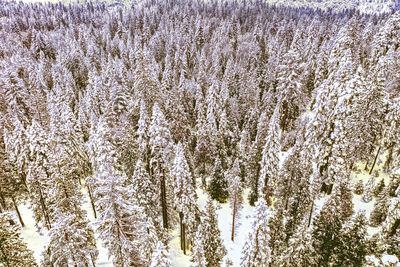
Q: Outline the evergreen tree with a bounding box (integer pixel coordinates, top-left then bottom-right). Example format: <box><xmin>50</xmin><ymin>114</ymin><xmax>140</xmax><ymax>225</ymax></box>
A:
<box><xmin>258</xmin><ymin>108</ymin><xmax>280</xmax><ymax>202</ymax></box>
<box><xmin>373</xmin><ymin>179</ymin><xmax>386</xmax><ymax>197</ymax></box>
<box><xmin>92</xmin><ymin>119</ymin><xmax>146</xmax><ymax>266</ymax></box>
<box><xmin>241</xmin><ymin>199</ymin><xmax>272</xmax><ymax>267</ymax></box>
<box><xmin>192</xmin><ymin>198</ymin><xmax>226</xmax><ymax>267</ymax></box>
<box><xmin>0</xmin><ymin>212</ymin><xmax>37</xmax><ymax>267</ymax></box>
<box><xmin>172</xmin><ymin>142</ymin><xmax>199</xmax><ymax>254</ymax></box>
<box><xmin>332</xmin><ymin>211</ymin><xmax>369</xmax><ymax>267</ymax></box>
<box><xmin>149</xmin><ymin>102</ymin><xmax>174</xmax><ymax>230</ymax></box>
<box><xmin>277</xmin><ymin>226</ymin><xmax>316</xmax><ymax>267</ymax></box>
<box><xmin>150</xmin><ymin>241</ymin><xmax>172</xmax><ymax>267</ymax></box>
<box><xmin>44</xmin><ymin>139</ymin><xmax>98</xmax><ymax>266</ymax></box>
<box><xmin>208</xmin><ymin>155</ymin><xmax>229</xmax><ymax>203</ymax></box>
<box><xmin>310</xmin><ymin>183</ymin><xmax>354</xmax><ymax>266</ymax></box>
<box><xmin>354</xmin><ymin>179</ymin><xmax>364</xmax><ymax>195</ymax></box>
<box><xmin>26</xmin><ymin>119</ymin><xmax>53</xmax><ymax>231</ymax></box>
<box><xmin>370</xmin><ymin>192</ymin><xmax>390</xmax><ymax>227</ymax></box>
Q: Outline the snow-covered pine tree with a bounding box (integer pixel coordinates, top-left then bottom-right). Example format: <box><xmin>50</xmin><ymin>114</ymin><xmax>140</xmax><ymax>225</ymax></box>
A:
<box><xmin>277</xmin><ymin>226</ymin><xmax>316</xmax><ymax>267</ymax></box>
<box><xmin>149</xmin><ymin>102</ymin><xmax>174</xmax><ymax>230</ymax></box>
<box><xmin>241</xmin><ymin>198</ymin><xmax>272</xmax><ymax>266</ymax></box>
<box><xmin>228</xmin><ymin>158</ymin><xmax>243</xmax><ymax>242</ymax></box>
<box><xmin>44</xmin><ymin>140</ymin><xmax>98</xmax><ymax>266</ymax></box>
<box><xmin>150</xmin><ymin>241</ymin><xmax>172</xmax><ymax>267</ymax></box>
<box><xmin>172</xmin><ymin>142</ymin><xmax>199</xmax><ymax>254</ymax></box>
<box><xmin>275</xmin><ymin>48</ymin><xmax>307</xmax><ymax>134</ymax></box>
<box><xmin>381</xmin><ymin>184</ymin><xmax>400</xmax><ymax>258</ymax></box>
<box><xmin>370</xmin><ymin>191</ymin><xmax>390</xmax><ymax>227</ymax></box>
<box><xmin>310</xmin><ymin>183</ymin><xmax>354</xmax><ymax>266</ymax></box>
<box><xmin>192</xmin><ymin>198</ymin><xmax>226</xmax><ymax>267</ymax></box>
<box><xmin>92</xmin><ymin>118</ymin><xmax>146</xmax><ymax>266</ymax></box>
<box><xmin>208</xmin><ymin>154</ymin><xmax>229</xmax><ymax>203</ymax></box>
<box><xmin>258</xmin><ymin>108</ymin><xmax>280</xmax><ymax>203</ymax></box>
<box><xmin>94</xmin><ymin>161</ymin><xmax>146</xmax><ymax>266</ymax></box>
<box><xmin>363</xmin><ymin>176</ymin><xmax>375</xmax><ymax>203</ymax></box>
<box><xmin>26</xmin><ymin>119</ymin><xmax>53</xmax><ymax>231</ymax></box>
<box><xmin>332</xmin><ymin>211</ymin><xmax>368</xmax><ymax>266</ymax></box>
<box><xmin>131</xmin><ymin>158</ymin><xmax>158</xmax><ymax>262</ymax></box>
<box><xmin>0</xmin><ymin>131</ymin><xmax>27</xmax><ymax>226</ymax></box>
<box><xmin>0</xmin><ymin>212</ymin><xmax>37</xmax><ymax>267</ymax></box>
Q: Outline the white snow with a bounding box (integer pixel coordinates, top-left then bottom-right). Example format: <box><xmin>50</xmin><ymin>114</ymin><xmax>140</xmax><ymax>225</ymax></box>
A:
<box><xmin>19</xmin><ymin>203</ymin><xmax>48</xmax><ymax>264</ymax></box>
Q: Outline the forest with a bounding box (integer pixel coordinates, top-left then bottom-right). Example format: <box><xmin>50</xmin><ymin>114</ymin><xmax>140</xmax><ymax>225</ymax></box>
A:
<box><xmin>0</xmin><ymin>0</ymin><xmax>399</xmax><ymax>266</ymax></box>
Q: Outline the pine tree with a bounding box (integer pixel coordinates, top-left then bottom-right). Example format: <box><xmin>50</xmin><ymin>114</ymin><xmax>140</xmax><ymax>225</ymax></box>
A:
<box><xmin>332</xmin><ymin>211</ymin><xmax>368</xmax><ymax>267</ymax></box>
<box><xmin>208</xmin><ymin>155</ymin><xmax>229</xmax><ymax>203</ymax></box>
<box><xmin>354</xmin><ymin>179</ymin><xmax>364</xmax><ymax>195</ymax></box>
<box><xmin>192</xmin><ymin>198</ymin><xmax>226</xmax><ymax>267</ymax></box>
<box><xmin>131</xmin><ymin>159</ymin><xmax>158</xmax><ymax>260</ymax></box>
<box><xmin>373</xmin><ymin>179</ymin><xmax>386</xmax><ymax>197</ymax></box>
<box><xmin>0</xmin><ymin>132</ymin><xmax>27</xmax><ymax>226</ymax></box>
<box><xmin>26</xmin><ymin>119</ymin><xmax>53</xmax><ymax>231</ymax></box>
<box><xmin>275</xmin><ymin>48</ymin><xmax>307</xmax><ymax>133</ymax></box>
<box><xmin>277</xmin><ymin>226</ymin><xmax>316</xmax><ymax>267</ymax></box>
<box><xmin>150</xmin><ymin>241</ymin><xmax>172</xmax><ymax>267</ymax></box>
<box><xmin>93</xmin><ymin>161</ymin><xmax>146</xmax><ymax>266</ymax></box>
<box><xmin>381</xmin><ymin>185</ymin><xmax>400</xmax><ymax>258</ymax></box>
<box><xmin>44</xmin><ymin>140</ymin><xmax>98</xmax><ymax>266</ymax></box>
<box><xmin>92</xmin><ymin>119</ymin><xmax>147</xmax><ymax>266</ymax></box>
<box><xmin>258</xmin><ymin>108</ymin><xmax>280</xmax><ymax>202</ymax></box>
<box><xmin>310</xmin><ymin>183</ymin><xmax>354</xmax><ymax>266</ymax></box>
<box><xmin>370</xmin><ymin>192</ymin><xmax>390</xmax><ymax>227</ymax></box>
<box><xmin>241</xmin><ymin>199</ymin><xmax>271</xmax><ymax>267</ymax></box>
<box><xmin>363</xmin><ymin>176</ymin><xmax>375</xmax><ymax>203</ymax></box>
<box><xmin>149</xmin><ymin>102</ymin><xmax>174</xmax><ymax>230</ymax></box>
<box><xmin>172</xmin><ymin>142</ymin><xmax>199</xmax><ymax>254</ymax></box>
<box><xmin>0</xmin><ymin>212</ymin><xmax>37</xmax><ymax>267</ymax></box>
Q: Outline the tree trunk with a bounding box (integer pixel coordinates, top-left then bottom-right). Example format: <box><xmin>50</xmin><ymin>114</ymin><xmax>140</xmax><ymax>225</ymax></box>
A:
<box><xmin>231</xmin><ymin>194</ymin><xmax>237</xmax><ymax>242</ymax></box>
<box><xmin>307</xmin><ymin>198</ymin><xmax>315</xmax><ymax>228</ymax></box>
<box><xmin>11</xmin><ymin>196</ymin><xmax>24</xmax><ymax>227</ymax></box>
<box><xmin>365</xmin><ymin>135</ymin><xmax>377</xmax><ymax>171</ymax></box>
<box><xmin>38</xmin><ymin>187</ymin><xmax>51</xmax><ymax>230</ymax></box>
<box><xmin>161</xmin><ymin>174</ymin><xmax>168</xmax><ymax>229</ymax></box>
<box><xmin>182</xmin><ymin>222</ymin><xmax>186</xmax><ymax>255</ymax></box>
<box><xmin>369</xmin><ymin>146</ymin><xmax>381</xmax><ymax>175</ymax></box>
<box><xmin>179</xmin><ymin>212</ymin><xmax>183</xmax><ymax>251</ymax></box>
<box><xmin>86</xmin><ymin>184</ymin><xmax>97</xmax><ymax>219</ymax></box>
<box><xmin>281</xmin><ymin>101</ymin><xmax>289</xmax><ymax>132</ymax></box>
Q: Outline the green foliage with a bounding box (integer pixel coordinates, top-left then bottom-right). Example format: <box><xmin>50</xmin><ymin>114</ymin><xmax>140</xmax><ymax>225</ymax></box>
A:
<box><xmin>208</xmin><ymin>156</ymin><xmax>229</xmax><ymax>203</ymax></box>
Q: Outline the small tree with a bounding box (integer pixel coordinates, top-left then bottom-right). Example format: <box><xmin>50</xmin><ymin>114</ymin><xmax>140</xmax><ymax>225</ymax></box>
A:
<box><xmin>150</xmin><ymin>241</ymin><xmax>172</xmax><ymax>267</ymax></box>
<box><xmin>209</xmin><ymin>155</ymin><xmax>229</xmax><ymax>203</ymax></box>
<box><xmin>241</xmin><ymin>199</ymin><xmax>272</xmax><ymax>266</ymax></box>
<box><xmin>0</xmin><ymin>212</ymin><xmax>37</xmax><ymax>267</ymax></box>
<box><xmin>332</xmin><ymin>211</ymin><xmax>369</xmax><ymax>266</ymax></box>
<box><xmin>373</xmin><ymin>179</ymin><xmax>385</xmax><ymax>197</ymax></box>
<box><xmin>354</xmin><ymin>180</ymin><xmax>364</xmax><ymax>195</ymax></box>
<box><xmin>192</xmin><ymin>198</ymin><xmax>226</xmax><ymax>267</ymax></box>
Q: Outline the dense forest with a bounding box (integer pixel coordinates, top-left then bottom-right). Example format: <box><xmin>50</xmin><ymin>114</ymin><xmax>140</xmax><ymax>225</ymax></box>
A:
<box><xmin>0</xmin><ymin>0</ymin><xmax>399</xmax><ymax>266</ymax></box>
